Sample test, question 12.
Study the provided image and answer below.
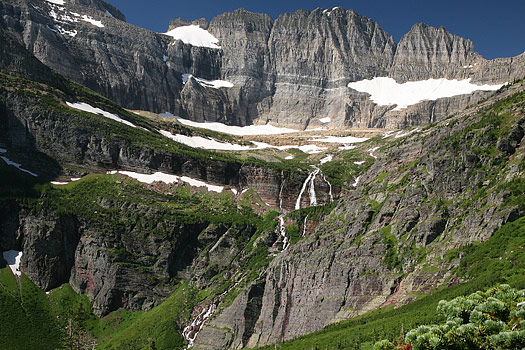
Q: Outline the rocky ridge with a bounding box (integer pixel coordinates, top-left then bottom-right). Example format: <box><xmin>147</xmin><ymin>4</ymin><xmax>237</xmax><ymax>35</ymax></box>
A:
<box><xmin>1</xmin><ymin>1</ymin><xmax>524</xmax><ymax>130</ymax></box>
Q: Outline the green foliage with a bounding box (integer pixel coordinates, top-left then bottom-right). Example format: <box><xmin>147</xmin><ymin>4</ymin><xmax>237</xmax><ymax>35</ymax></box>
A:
<box><xmin>96</xmin><ymin>282</ymin><xmax>195</xmax><ymax>350</ymax></box>
<box><xmin>0</xmin><ymin>266</ymin><xmax>63</xmax><ymax>349</ymax></box>
<box><xmin>385</xmin><ymin>285</ymin><xmax>525</xmax><ymax>350</ymax></box>
<box><xmin>381</xmin><ymin>225</ymin><xmax>401</xmax><ymax>271</ymax></box>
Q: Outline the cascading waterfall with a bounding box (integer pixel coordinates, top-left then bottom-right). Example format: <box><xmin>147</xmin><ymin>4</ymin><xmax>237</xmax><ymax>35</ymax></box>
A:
<box><xmin>278</xmin><ymin>172</ymin><xmax>289</xmax><ymax>250</ymax></box>
<box><xmin>430</xmin><ymin>105</ymin><xmax>435</xmax><ymax>123</ymax></box>
<box><xmin>295</xmin><ymin>166</ymin><xmax>321</xmax><ymax>210</ymax></box>
<box><xmin>302</xmin><ymin>214</ymin><xmax>308</xmax><ymax>236</ymax></box>
<box><xmin>183</xmin><ymin>280</ymin><xmax>241</xmax><ymax>348</ymax></box>
<box><xmin>321</xmin><ymin>174</ymin><xmax>334</xmax><ymax>203</ymax></box>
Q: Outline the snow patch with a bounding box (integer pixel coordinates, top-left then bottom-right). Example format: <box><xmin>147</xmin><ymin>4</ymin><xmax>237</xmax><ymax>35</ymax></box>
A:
<box><xmin>285</xmin><ymin>155</ymin><xmax>294</xmax><ymax>160</ymax></box>
<box><xmin>394</xmin><ymin>128</ymin><xmax>420</xmax><ymax>139</ymax></box>
<box><xmin>51</xmin><ymin>181</ymin><xmax>69</xmax><ymax>185</ymax></box>
<box><xmin>160</xmin><ymin>130</ymin><xmax>255</xmax><ymax>151</ymax></box>
<box><xmin>2</xmin><ymin>250</ymin><xmax>23</xmax><ymax>276</ymax></box>
<box><xmin>182</xmin><ymin>74</ymin><xmax>233</xmax><ymax>89</ymax></box>
<box><xmin>161</xmin><ymin>130</ymin><xmax>325</xmax><ymax>153</ymax></box>
<box><xmin>352</xmin><ymin>176</ymin><xmax>360</xmax><ymax>187</ymax></box>
<box><xmin>354</xmin><ymin>160</ymin><xmax>365</xmax><ymax>165</ymax></box>
<box><xmin>110</xmin><ymin>171</ymin><xmax>224</xmax><ymax>193</ymax></box>
<box><xmin>0</xmin><ymin>149</ymin><xmax>6</xmax><ymax>153</ymax></box>
<box><xmin>67</xmin><ymin>102</ymin><xmax>137</xmax><ymax>128</ymax></box>
<box><xmin>164</xmin><ymin>25</ymin><xmax>220</xmax><ymax>49</ymax></box>
<box><xmin>46</xmin><ymin>0</ymin><xmax>65</xmax><ymax>5</ymax></box>
<box><xmin>160</xmin><ymin>113</ymin><xmax>299</xmax><ymax>136</ymax></box>
<box><xmin>81</xmin><ymin>15</ymin><xmax>104</xmax><ymax>27</ymax></box>
<box><xmin>368</xmin><ymin>147</ymin><xmax>380</xmax><ymax>159</ymax></box>
<box><xmin>319</xmin><ymin>155</ymin><xmax>333</xmax><ymax>164</ymax></box>
<box><xmin>55</xmin><ymin>24</ymin><xmax>77</xmax><ymax>37</ymax></box>
<box><xmin>319</xmin><ymin>117</ymin><xmax>331</xmax><ymax>124</ymax></box>
<box><xmin>312</xmin><ymin>135</ymin><xmax>369</xmax><ymax>144</ymax></box>
<box><xmin>338</xmin><ymin>144</ymin><xmax>356</xmax><ymax>151</ymax></box>
<box><xmin>348</xmin><ymin>77</ymin><xmax>504</xmax><ymax>110</ymax></box>
<box><xmin>105</xmin><ymin>10</ymin><xmax>113</xmax><ymax>18</ymax></box>
<box><xmin>163</xmin><ymin>55</ymin><xmax>168</xmax><ymax>62</ymax></box>
<box><xmin>231</xmin><ymin>188</ymin><xmax>238</xmax><ymax>195</ymax></box>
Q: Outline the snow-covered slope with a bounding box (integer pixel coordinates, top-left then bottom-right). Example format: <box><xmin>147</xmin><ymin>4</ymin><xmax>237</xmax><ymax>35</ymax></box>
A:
<box><xmin>164</xmin><ymin>25</ymin><xmax>220</xmax><ymax>49</ymax></box>
<box><xmin>348</xmin><ymin>77</ymin><xmax>504</xmax><ymax>110</ymax></box>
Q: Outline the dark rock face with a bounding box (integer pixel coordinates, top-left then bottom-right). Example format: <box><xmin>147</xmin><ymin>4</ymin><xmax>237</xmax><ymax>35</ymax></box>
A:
<box><xmin>1</xmin><ymin>2</ymin><xmax>523</xmax><ymax>130</ymax></box>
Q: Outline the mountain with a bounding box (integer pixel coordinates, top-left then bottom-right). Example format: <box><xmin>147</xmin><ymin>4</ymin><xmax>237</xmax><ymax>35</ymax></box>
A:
<box><xmin>1</xmin><ymin>1</ymin><xmax>524</xmax><ymax>130</ymax></box>
<box><xmin>0</xmin><ymin>1</ymin><xmax>524</xmax><ymax>350</ymax></box>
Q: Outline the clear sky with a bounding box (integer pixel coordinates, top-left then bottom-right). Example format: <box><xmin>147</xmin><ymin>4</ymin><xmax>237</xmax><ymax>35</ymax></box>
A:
<box><xmin>105</xmin><ymin>0</ymin><xmax>524</xmax><ymax>59</ymax></box>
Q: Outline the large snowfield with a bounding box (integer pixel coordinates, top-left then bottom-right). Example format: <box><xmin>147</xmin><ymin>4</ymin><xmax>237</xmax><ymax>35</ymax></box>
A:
<box><xmin>67</xmin><ymin>102</ymin><xmax>137</xmax><ymax>128</ymax></box>
<box><xmin>348</xmin><ymin>77</ymin><xmax>504</xmax><ymax>110</ymax></box>
<box><xmin>164</xmin><ymin>25</ymin><xmax>221</xmax><ymax>49</ymax></box>
<box><xmin>160</xmin><ymin>113</ymin><xmax>299</xmax><ymax>136</ymax></box>
<box><xmin>109</xmin><ymin>171</ymin><xmax>224</xmax><ymax>193</ymax></box>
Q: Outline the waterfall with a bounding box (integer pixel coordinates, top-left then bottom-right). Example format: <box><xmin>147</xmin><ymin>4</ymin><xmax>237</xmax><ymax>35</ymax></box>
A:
<box><xmin>430</xmin><ymin>105</ymin><xmax>435</xmax><ymax>123</ymax></box>
<box><xmin>322</xmin><ymin>174</ymin><xmax>334</xmax><ymax>203</ymax></box>
<box><xmin>308</xmin><ymin>167</ymin><xmax>320</xmax><ymax>206</ymax></box>
<box><xmin>302</xmin><ymin>215</ymin><xmax>308</xmax><ymax>236</ymax></box>
<box><xmin>296</xmin><ymin>166</ymin><xmax>321</xmax><ymax>210</ymax></box>
<box><xmin>183</xmin><ymin>280</ymin><xmax>241</xmax><ymax>348</ymax></box>
<box><xmin>278</xmin><ymin>172</ymin><xmax>289</xmax><ymax>250</ymax></box>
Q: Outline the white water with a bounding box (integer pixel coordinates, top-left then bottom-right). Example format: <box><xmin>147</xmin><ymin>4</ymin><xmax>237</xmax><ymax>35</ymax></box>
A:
<box><xmin>308</xmin><ymin>167</ymin><xmax>321</xmax><ymax>206</ymax></box>
<box><xmin>278</xmin><ymin>175</ymin><xmax>289</xmax><ymax>250</ymax></box>
<box><xmin>302</xmin><ymin>215</ymin><xmax>308</xmax><ymax>236</ymax></box>
<box><xmin>322</xmin><ymin>174</ymin><xmax>334</xmax><ymax>202</ymax></box>
<box><xmin>182</xmin><ymin>281</ymin><xmax>240</xmax><ymax>348</ymax></box>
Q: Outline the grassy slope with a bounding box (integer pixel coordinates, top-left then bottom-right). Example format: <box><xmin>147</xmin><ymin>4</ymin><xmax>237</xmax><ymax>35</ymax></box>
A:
<box><xmin>0</xmin><ymin>264</ymin><xmax>63</xmax><ymax>349</ymax></box>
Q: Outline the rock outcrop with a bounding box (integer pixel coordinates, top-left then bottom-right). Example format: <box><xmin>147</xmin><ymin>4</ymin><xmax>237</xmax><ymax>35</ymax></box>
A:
<box><xmin>1</xmin><ymin>1</ymin><xmax>523</xmax><ymax>130</ymax></box>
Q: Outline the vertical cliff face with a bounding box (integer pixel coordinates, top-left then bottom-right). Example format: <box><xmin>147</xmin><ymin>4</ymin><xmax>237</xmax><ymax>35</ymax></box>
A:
<box><xmin>1</xmin><ymin>1</ymin><xmax>523</xmax><ymax>128</ymax></box>
<box><xmin>263</xmin><ymin>8</ymin><xmax>395</xmax><ymax>128</ymax></box>
<box><xmin>390</xmin><ymin>23</ymin><xmax>480</xmax><ymax>82</ymax></box>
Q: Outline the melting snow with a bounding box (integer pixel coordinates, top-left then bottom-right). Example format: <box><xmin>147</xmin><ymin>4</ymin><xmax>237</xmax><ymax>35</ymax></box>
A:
<box><xmin>182</xmin><ymin>74</ymin><xmax>233</xmax><ymax>89</ymax></box>
<box><xmin>67</xmin><ymin>102</ymin><xmax>137</xmax><ymax>128</ymax></box>
<box><xmin>46</xmin><ymin>0</ymin><xmax>65</xmax><ymax>4</ymax></box>
<box><xmin>354</xmin><ymin>160</ymin><xmax>365</xmax><ymax>165</ymax></box>
<box><xmin>352</xmin><ymin>176</ymin><xmax>360</xmax><ymax>187</ymax></box>
<box><xmin>368</xmin><ymin>147</ymin><xmax>380</xmax><ymax>159</ymax></box>
<box><xmin>2</xmin><ymin>250</ymin><xmax>23</xmax><ymax>276</ymax></box>
<box><xmin>109</xmin><ymin>171</ymin><xmax>224</xmax><ymax>193</ymax></box>
<box><xmin>160</xmin><ymin>130</ymin><xmax>256</xmax><ymax>151</ymax></box>
<box><xmin>54</xmin><ymin>24</ymin><xmax>77</xmax><ymax>37</ymax></box>
<box><xmin>160</xmin><ymin>113</ymin><xmax>299</xmax><ymax>136</ymax></box>
<box><xmin>348</xmin><ymin>77</ymin><xmax>504</xmax><ymax>110</ymax></box>
<box><xmin>319</xmin><ymin>155</ymin><xmax>333</xmax><ymax>164</ymax></box>
<box><xmin>81</xmin><ymin>15</ymin><xmax>104</xmax><ymax>27</ymax></box>
<box><xmin>51</xmin><ymin>181</ymin><xmax>69</xmax><ymax>185</ymax></box>
<box><xmin>164</xmin><ymin>25</ymin><xmax>220</xmax><ymax>49</ymax></box>
<box><xmin>161</xmin><ymin>130</ymin><xmax>326</xmax><ymax>154</ymax></box>
<box><xmin>394</xmin><ymin>128</ymin><xmax>420</xmax><ymax>139</ymax></box>
<box><xmin>338</xmin><ymin>144</ymin><xmax>356</xmax><ymax>151</ymax></box>
<box><xmin>319</xmin><ymin>117</ymin><xmax>331</xmax><ymax>123</ymax></box>
<box><xmin>312</xmin><ymin>135</ymin><xmax>369</xmax><ymax>143</ymax></box>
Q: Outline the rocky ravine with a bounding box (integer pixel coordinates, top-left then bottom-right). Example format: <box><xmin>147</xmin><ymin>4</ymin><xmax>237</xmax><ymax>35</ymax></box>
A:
<box><xmin>1</xmin><ymin>0</ymin><xmax>524</xmax><ymax>130</ymax></box>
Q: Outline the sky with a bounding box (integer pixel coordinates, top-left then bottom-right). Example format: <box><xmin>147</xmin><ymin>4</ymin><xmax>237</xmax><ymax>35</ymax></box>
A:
<box><xmin>105</xmin><ymin>0</ymin><xmax>525</xmax><ymax>59</ymax></box>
